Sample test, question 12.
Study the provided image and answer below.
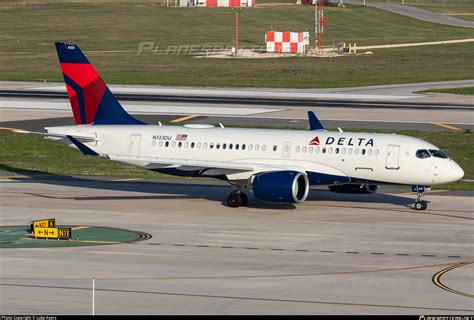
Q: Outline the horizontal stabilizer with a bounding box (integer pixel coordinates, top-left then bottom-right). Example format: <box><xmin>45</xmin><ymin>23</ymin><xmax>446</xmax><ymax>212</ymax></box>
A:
<box><xmin>66</xmin><ymin>135</ymin><xmax>99</xmax><ymax>156</ymax></box>
<box><xmin>0</xmin><ymin>127</ymin><xmax>98</xmax><ymax>142</ymax></box>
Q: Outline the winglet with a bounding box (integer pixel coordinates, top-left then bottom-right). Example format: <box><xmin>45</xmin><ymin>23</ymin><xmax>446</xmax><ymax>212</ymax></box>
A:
<box><xmin>67</xmin><ymin>135</ymin><xmax>99</xmax><ymax>156</ymax></box>
<box><xmin>308</xmin><ymin>111</ymin><xmax>324</xmax><ymax>131</ymax></box>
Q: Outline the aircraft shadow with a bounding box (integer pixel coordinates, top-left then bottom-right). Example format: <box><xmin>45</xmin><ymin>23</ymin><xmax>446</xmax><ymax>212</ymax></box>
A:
<box><xmin>2</xmin><ymin>164</ymin><xmax>418</xmax><ymax>211</ymax></box>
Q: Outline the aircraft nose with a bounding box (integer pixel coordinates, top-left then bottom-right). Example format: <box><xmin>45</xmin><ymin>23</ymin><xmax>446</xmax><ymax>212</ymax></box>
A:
<box><xmin>449</xmin><ymin>161</ymin><xmax>464</xmax><ymax>182</ymax></box>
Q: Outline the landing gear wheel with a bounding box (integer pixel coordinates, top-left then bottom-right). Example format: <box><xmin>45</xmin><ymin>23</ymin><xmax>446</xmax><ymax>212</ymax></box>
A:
<box><xmin>227</xmin><ymin>191</ymin><xmax>241</xmax><ymax>208</ymax></box>
<box><xmin>415</xmin><ymin>201</ymin><xmax>428</xmax><ymax>211</ymax></box>
<box><xmin>239</xmin><ymin>192</ymin><xmax>248</xmax><ymax>207</ymax></box>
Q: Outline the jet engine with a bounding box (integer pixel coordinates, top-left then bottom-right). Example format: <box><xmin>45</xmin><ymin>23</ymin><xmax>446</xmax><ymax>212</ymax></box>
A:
<box><xmin>328</xmin><ymin>184</ymin><xmax>379</xmax><ymax>194</ymax></box>
<box><xmin>251</xmin><ymin>171</ymin><xmax>309</xmax><ymax>203</ymax></box>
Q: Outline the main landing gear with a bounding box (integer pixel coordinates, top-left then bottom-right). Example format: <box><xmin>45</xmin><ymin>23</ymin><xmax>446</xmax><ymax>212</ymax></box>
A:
<box><xmin>227</xmin><ymin>190</ymin><xmax>248</xmax><ymax>208</ymax></box>
<box><xmin>414</xmin><ymin>190</ymin><xmax>428</xmax><ymax>211</ymax></box>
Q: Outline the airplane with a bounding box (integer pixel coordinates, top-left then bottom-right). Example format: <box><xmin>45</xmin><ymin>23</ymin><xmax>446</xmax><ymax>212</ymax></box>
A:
<box><xmin>5</xmin><ymin>42</ymin><xmax>464</xmax><ymax>210</ymax></box>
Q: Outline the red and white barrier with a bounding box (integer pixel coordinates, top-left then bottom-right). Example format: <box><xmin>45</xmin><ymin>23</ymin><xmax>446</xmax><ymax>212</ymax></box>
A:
<box><xmin>195</xmin><ymin>0</ymin><xmax>255</xmax><ymax>7</ymax></box>
<box><xmin>265</xmin><ymin>31</ymin><xmax>310</xmax><ymax>54</ymax></box>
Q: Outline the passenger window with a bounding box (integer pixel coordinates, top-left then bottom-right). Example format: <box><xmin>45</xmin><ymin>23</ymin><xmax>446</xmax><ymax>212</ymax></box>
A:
<box><xmin>374</xmin><ymin>149</ymin><xmax>379</xmax><ymax>156</ymax></box>
<box><xmin>165</xmin><ymin>141</ymin><xmax>169</xmax><ymax>147</ymax></box>
<box><xmin>197</xmin><ymin>142</ymin><xmax>202</xmax><ymax>149</ymax></box>
<box><xmin>322</xmin><ymin>147</ymin><xmax>326</xmax><ymax>154</ymax></box>
<box><xmin>235</xmin><ymin>144</ymin><xmax>239</xmax><ymax>150</ymax></box>
<box><xmin>296</xmin><ymin>146</ymin><xmax>300</xmax><ymax>153</ymax></box>
<box><xmin>184</xmin><ymin>142</ymin><xmax>189</xmax><ymax>148</ymax></box>
<box><xmin>354</xmin><ymin>149</ymin><xmax>359</xmax><ymax>155</ymax></box>
<box><xmin>416</xmin><ymin>149</ymin><xmax>431</xmax><ymax>159</ymax></box>
<box><xmin>328</xmin><ymin>147</ymin><xmax>333</xmax><ymax>154</ymax></box>
<box><xmin>203</xmin><ymin>142</ymin><xmax>208</xmax><ymax>149</ymax></box>
<box><xmin>273</xmin><ymin>145</ymin><xmax>278</xmax><ymax>152</ymax></box>
<box><xmin>262</xmin><ymin>145</ymin><xmax>266</xmax><ymax>151</ymax></box>
<box><xmin>229</xmin><ymin>143</ymin><xmax>233</xmax><ymax>150</ymax></box>
<box><xmin>223</xmin><ymin>143</ymin><xmax>226</xmax><ymax>150</ymax></box>
<box><xmin>190</xmin><ymin>142</ymin><xmax>195</xmax><ymax>148</ymax></box>
<box><xmin>255</xmin><ymin>144</ymin><xmax>260</xmax><ymax>151</ymax></box>
<box><xmin>248</xmin><ymin>144</ymin><xmax>253</xmax><ymax>151</ymax></box>
<box><xmin>158</xmin><ymin>141</ymin><xmax>163</xmax><ymax>147</ymax></box>
<box><xmin>367</xmin><ymin>149</ymin><xmax>372</xmax><ymax>156</ymax></box>
<box><xmin>335</xmin><ymin>148</ymin><xmax>339</xmax><ymax>154</ymax></box>
<box><xmin>348</xmin><ymin>148</ymin><xmax>353</xmax><ymax>155</ymax></box>
<box><xmin>242</xmin><ymin>144</ymin><xmax>246</xmax><ymax>150</ymax></box>
<box><xmin>315</xmin><ymin>147</ymin><xmax>320</xmax><ymax>154</ymax></box>
<box><xmin>216</xmin><ymin>143</ymin><xmax>220</xmax><ymax>150</ymax></box>
<box><xmin>309</xmin><ymin>147</ymin><xmax>313</xmax><ymax>153</ymax></box>
<box><xmin>171</xmin><ymin>141</ymin><xmax>176</xmax><ymax>148</ymax></box>
<box><xmin>178</xmin><ymin>142</ymin><xmax>182</xmax><ymax>148</ymax></box>
<box><xmin>341</xmin><ymin>148</ymin><xmax>346</xmax><ymax>154</ymax></box>
<box><xmin>361</xmin><ymin>149</ymin><xmax>366</xmax><ymax>155</ymax></box>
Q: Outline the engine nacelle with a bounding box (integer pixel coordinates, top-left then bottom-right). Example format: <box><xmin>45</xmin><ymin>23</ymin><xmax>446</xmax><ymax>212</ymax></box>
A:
<box><xmin>328</xmin><ymin>184</ymin><xmax>379</xmax><ymax>194</ymax></box>
<box><xmin>251</xmin><ymin>171</ymin><xmax>309</xmax><ymax>203</ymax></box>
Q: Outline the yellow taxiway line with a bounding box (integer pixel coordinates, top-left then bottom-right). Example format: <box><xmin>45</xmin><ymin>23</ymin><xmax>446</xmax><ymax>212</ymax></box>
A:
<box><xmin>430</xmin><ymin>122</ymin><xmax>463</xmax><ymax>131</ymax></box>
<box><xmin>432</xmin><ymin>262</ymin><xmax>474</xmax><ymax>298</ymax></box>
<box><xmin>170</xmin><ymin>115</ymin><xmax>197</xmax><ymax>123</ymax></box>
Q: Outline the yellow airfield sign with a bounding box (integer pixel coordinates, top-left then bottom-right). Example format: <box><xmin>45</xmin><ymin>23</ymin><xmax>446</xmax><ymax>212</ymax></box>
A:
<box><xmin>34</xmin><ymin>227</ymin><xmax>71</xmax><ymax>240</ymax></box>
<box><xmin>30</xmin><ymin>218</ymin><xmax>55</xmax><ymax>231</ymax></box>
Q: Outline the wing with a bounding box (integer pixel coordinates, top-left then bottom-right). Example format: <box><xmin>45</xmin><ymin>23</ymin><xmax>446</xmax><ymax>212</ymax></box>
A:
<box><xmin>108</xmin><ymin>154</ymin><xmax>255</xmax><ymax>172</ymax></box>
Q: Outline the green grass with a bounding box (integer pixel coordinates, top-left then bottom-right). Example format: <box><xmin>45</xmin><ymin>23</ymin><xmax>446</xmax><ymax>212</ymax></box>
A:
<box><xmin>0</xmin><ymin>129</ymin><xmax>472</xmax><ymax>190</ymax></box>
<box><xmin>0</xmin><ymin>0</ymin><xmax>473</xmax><ymax>88</ymax></box>
<box><xmin>420</xmin><ymin>86</ymin><xmax>474</xmax><ymax>95</ymax></box>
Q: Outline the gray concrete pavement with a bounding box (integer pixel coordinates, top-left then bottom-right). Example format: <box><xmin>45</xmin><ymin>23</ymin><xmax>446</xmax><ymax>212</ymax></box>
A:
<box><xmin>332</xmin><ymin>0</ymin><xmax>474</xmax><ymax>28</ymax></box>
<box><xmin>0</xmin><ymin>177</ymin><xmax>473</xmax><ymax>314</ymax></box>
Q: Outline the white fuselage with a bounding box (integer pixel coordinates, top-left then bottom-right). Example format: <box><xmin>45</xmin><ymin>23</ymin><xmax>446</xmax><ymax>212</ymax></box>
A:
<box><xmin>46</xmin><ymin>124</ymin><xmax>464</xmax><ymax>187</ymax></box>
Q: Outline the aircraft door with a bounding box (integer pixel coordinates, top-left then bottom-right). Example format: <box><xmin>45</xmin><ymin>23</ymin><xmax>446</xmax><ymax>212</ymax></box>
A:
<box><xmin>385</xmin><ymin>144</ymin><xmax>400</xmax><ymax>169</ymax></box>
<box><xmin>129</xmin><ymin>134</ymin><xmax>141</xmax><ymax>157</ymax></box>
<box><xmin>282</xmin><ymin>141</ymin><xmax>291</xmax><ymax>158</ymax></box>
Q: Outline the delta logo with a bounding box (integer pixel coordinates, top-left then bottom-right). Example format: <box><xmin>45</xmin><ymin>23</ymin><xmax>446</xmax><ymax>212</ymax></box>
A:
<box><xmin>309</xmin><ymin>136</ymin><xmax>374</xmax><ymax>147</ymax></box>
<box><xmin>309</xmin><ymin>136</ymin><xmax>320</xmax><ymax>145</ymax></box>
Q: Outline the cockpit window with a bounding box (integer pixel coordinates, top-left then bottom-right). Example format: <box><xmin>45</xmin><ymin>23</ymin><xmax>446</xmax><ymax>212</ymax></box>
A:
<box><xmin>429</xmin><ymin>149</ymin><xmax>449</xmax><ymax>159</ymax></box>
<box><xmin>416</xmin><ymin>149</ymin><xmax>431</xmax><ymax>159</ymax></box>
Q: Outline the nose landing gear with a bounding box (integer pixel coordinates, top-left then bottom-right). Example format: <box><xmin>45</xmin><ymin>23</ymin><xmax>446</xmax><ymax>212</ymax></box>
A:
<box><xmin>412</xmin><ymin>185</ymin><xmax>428</xmax><ymax>211</ymax></box>
<box><xmin>227</xmin><ymin>190</ymin><xmax>248</xmax><ymax>208</ymax></box>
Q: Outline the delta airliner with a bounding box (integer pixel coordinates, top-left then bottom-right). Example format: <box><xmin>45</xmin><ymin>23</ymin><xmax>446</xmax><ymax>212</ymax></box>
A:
<box><xmin>7</xmin><ymin>42</ymin><xmax>465</xmax><ymax>210</ymax></box>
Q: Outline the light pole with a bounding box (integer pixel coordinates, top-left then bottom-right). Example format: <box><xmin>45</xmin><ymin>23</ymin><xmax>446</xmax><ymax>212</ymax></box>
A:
<box><xmin>233</xmin><ymin>8</ymin><xmax>241</xmax><ymax>57</ymax></box>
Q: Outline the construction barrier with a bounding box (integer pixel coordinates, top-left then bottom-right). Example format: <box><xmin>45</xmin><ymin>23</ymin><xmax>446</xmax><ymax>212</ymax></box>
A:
<box><xmin>265</xmin><ymin>31</ymin><xmax>310</xmax><ymax>54</ymax></box>
<box><xmin>194</xmin><ymin>0</ymin><xmax>255</xmax><ymax>7</ymax></box>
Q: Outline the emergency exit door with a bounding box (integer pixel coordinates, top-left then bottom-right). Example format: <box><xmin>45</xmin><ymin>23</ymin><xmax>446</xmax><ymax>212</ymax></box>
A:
<box><xmin>386</xmin><ymin>145</ymin><xmax>400</xmax><ymax>170</ymax></box>
<box><xmin>129</xmin><ymin>134</ymin><xmax>141</xmax><ymax>157</ymax></box>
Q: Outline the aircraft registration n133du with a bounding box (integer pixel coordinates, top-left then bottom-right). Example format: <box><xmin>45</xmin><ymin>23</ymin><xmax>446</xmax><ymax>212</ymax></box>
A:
<box><xmin>8</xmin><ymin>42</ymin><xmax>464</xmax><ymax>210</ymax></box>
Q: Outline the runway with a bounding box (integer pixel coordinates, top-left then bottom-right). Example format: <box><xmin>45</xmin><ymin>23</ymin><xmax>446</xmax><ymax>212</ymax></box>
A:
<box><xmin>1</xmin><ymin>175</ymin><xmax>473</xmax><ymax>314</ymax></box>
<box><xmin>1</xmin><ymin>80</ymin><xmax>473</xmax><ymax>132</ymax></box>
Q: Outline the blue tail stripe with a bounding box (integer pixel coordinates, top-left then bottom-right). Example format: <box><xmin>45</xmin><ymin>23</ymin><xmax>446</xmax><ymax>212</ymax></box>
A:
<box><xmin>63</xmin><ymin>74</ymin><xmax>86</xmax><ymax>124</ymax></box>
<box><xmin>94</xmin><ymin>88</ymin><xmax>145</xmax><ymax>125</ymax></box>
<box><xmin>55</xmin><ymin>42</ymin><xmax>90</xmax><ymax>64</ymax></box>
